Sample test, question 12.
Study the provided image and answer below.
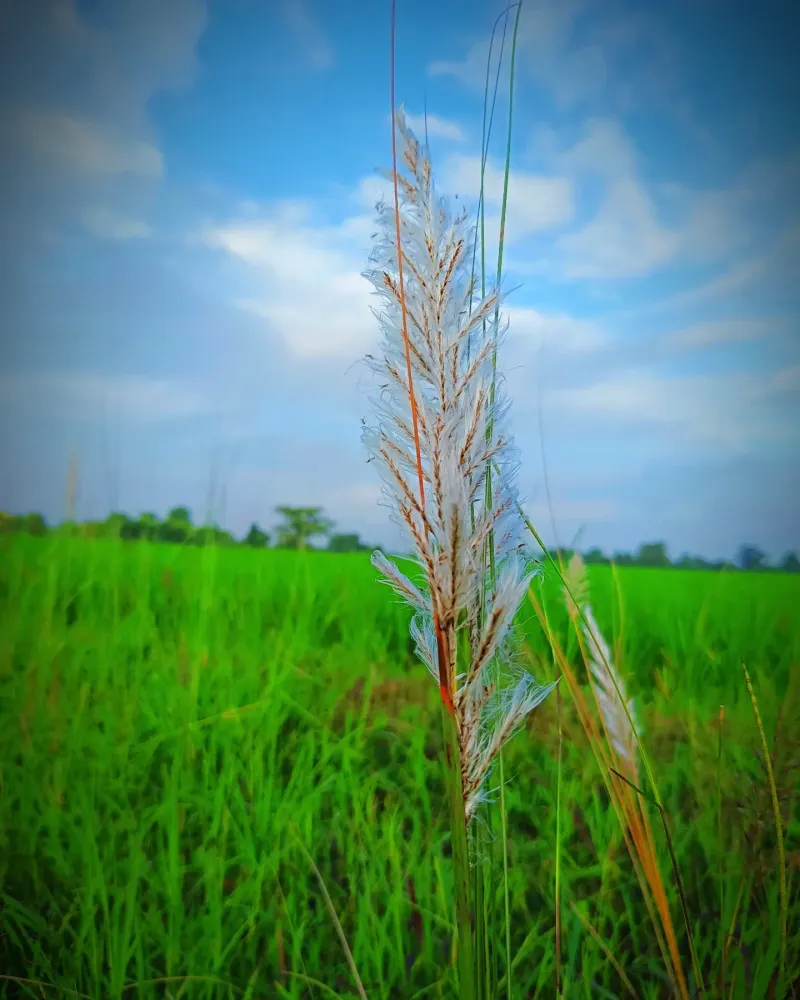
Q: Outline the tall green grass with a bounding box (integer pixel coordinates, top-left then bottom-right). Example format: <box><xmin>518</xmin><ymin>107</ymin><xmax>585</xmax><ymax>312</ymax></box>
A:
<box><xmin>1</xmin><ymin>533</ymin><xmax>797</xmax><ymax>997</ymax></box>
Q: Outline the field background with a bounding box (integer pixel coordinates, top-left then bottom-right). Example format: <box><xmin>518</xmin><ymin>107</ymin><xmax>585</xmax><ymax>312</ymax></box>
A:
<box><xmin>1</xmin><ymin>534</ymin><xmax>798</xmax><ymax>998</ymax></box>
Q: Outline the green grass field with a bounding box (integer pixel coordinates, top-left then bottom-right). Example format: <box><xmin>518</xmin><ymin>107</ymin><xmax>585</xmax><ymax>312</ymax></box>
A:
<box><xmin>1</xmin><ymin>534</ymin><xmax>798</xmax><ymax>998</ymax></box>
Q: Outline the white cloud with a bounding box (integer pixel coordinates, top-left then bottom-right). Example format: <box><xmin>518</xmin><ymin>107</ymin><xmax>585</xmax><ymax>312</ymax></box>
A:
<box><xmin>544</xmin><ymin>117</ymin><xmax>766</xmax><ymax>279</ymax></box>
<box><xmin>83</xmin><ymin>206</ymin><xmax>152</xmax><ymax>240</ymax></box>
<box><xmin>426</xmin><ymin>2</ymin><xmax>687</xmax><ymax>115</ymax></box>
<box><xmin>557</xmin><ymin>118</ymin><xmax>636</xmax><ymax>177</ymax></box>
<box><xmin>427</xmin><ymin>41</ymin><xmax>494</xmax><ymax>90</ymax></box>
<box><xmin>81</xmin><ymin>0</ymin><xmax>208</xmax><ymax>111</ymax></box>
<box><xmin>441</xmin><ymin>153</ymin><xmax>574</xmax><ymax>237</ymax></box>
<box><xmin>557</xmin><ymin>176</ymin><xmax>680</xmax><ymax>278</ymax></box>
<box><xmin>14</xmin><ymin>110</ymin><xmax>163</xmax><ymax>177</ymax></box>
<box><xmin>546</xmin><ymin>368</ymin><xmax>798</xmax><ymax>451</ymax></box>
<box><xmin>545</xmin><ymin>119</ymin><xmax>681</xmax><ymax>278</ymax></box>
<box><xmin>642</xmin><ymin>223</ymin><xmax>800</xmax><ymax>314</ymax></box>
<box><xmin>202</xmin><ymin>172</ymin><xmax>581</xmax><ymax>361</ymax></box>
<box><xmin>627</xmin><ymin>260</ymin><xmax>767</xmax><ymax>317</ymax></box>
<box><xmin>203</xmin><ymin>211</ymin><xmax>375</xmax><ymax>359</ymax></box>
<box><xmin>284</xmin><ymin>0</ymin><xmax>334</xmax><ymax>70</ymax></box>
<box><xmin>427</xmin><ymin>0</ymin><xmax>603</xmax><ymax>108</ymax></box>
<box><xmin>663</xmin><ymin>317</ymin><xmax>788</xmax><ymax>351</ymax></box>
<box><xmin>506</xmin><ymin>307</ymin><xmax>607</xmax><ymax>353</ymax></box>
<box><xmin>402</xmin><ymin>111</ymin><xmax>464</xmax><ymax>142</ymax></box>
<box><xmin>351</xmin><ymin>174</ymin><xmax>395</xmax><ymax>214</ymax></box>
<box><xmin>2</xmin><ymin>0</ymin><xmax>207</xmax><ymax>255</ymax></box>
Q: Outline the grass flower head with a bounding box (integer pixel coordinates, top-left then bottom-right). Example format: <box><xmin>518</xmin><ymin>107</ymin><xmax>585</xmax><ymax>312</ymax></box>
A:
<box><xmin>362</xmin><ymin>108</ymin><xmax>555</xmax><ymax>823</ymax></box>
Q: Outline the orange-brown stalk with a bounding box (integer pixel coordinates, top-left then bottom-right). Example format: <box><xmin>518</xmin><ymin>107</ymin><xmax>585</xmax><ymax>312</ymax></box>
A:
<box><xmin>389</xmin><ymin>0</ymin><xmax>453</xmax><ymax>715</ymax></box>
<box><xmin>528</xmin><ymin>587</ymin><xmax>689</xmax><ymax>997</ymax></box>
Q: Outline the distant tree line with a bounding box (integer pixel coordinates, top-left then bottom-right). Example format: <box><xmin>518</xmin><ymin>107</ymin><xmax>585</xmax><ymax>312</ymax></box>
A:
<box><xmin>539</xmin><ymin>540</ymin><xmax>800</xmax><ymax>574</ymax></box>
<box><xmin>0</xmin><ymin>509</ymin><xmax>798</xmax><ymax>572</ymax></box>
<box><xmin>0</xmin><ymin>506</ymin><xmax>377</xmax><ymax>555</ymax></box>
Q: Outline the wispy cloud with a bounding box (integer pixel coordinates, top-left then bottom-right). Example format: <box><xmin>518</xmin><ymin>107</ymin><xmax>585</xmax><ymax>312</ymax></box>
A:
<box><xmin>402</xmin><ymin>111</ymin><xmax>464</xmax><ymax>142</ymax></box>
<box><xmin>0</xmin><ymin>373</ymin><xmax>209</xmax><ymax>423</ymax></box>
<box><xmin>441</xmin><ymin>153</ymin><xmax>574</xmax><ymax>237</ymax></box>
<box><xmin>663</xmin><ymin>316</ymin><xmax>790</xmax><ymax>351</ymax></box>
<box><xmin>283</xmin><ymin>0</ymin><xmax>334</xmax><ymax>71</ymax></box>
<box><xmin>201</xmin><ymin>203</ymin><xmax>374</xmax><ymax>358</ymax></box>
<box><xmin>546</xmin><ymin>366</ymin><xmax>800</xmax><ymax>452</ymax></box>
<box><xmin>82</xmin><ymin>205</ymin><xmax>152</xmax><ymax>240</ymax></box>
<box><xmin>653</xmin><ymin>224</ymin><xmax>800</xmax><ymax>312</ymax></box>
<box><xmin>11</xmin><ymin>110</ymin><xmax>163</xmax><ymax>177</ymax></box>
<box><xmin>428</xmin><ymin>2</ymin><xmax>681</xmax><ymax>113</ymax></box>
<box><xmin>557</xmin><ymin>176</ymin><xmax>680</xmax><ymax>278</ymax></box>
<box><xmin>545</xmin><ymin>119</ymin><xmax>681</xmax><ymax>278</ymax></box>
<box><xmin>428</xmin><ymin>0</ymin><xmax>602</xmax><ymax>108</ymax></box>
<box><xmin>506</xmin><ymin>307</ymin><xmax>608</xmax><ymax>354</ymax></box>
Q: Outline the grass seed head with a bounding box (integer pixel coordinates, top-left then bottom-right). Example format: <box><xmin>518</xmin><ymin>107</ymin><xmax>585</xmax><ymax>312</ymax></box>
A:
<box><xmin>564</xmin><ymin>557</ymin><xmax>640</xmax><ymax>780</ymax></box>
<box><xmin>362</xmin><ymin>107</ymin><xmax>554</xmax><ymax>820</ymax></box>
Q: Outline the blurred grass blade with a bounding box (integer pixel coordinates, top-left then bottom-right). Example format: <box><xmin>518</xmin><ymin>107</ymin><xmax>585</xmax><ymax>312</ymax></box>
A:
<box><xmin>741</xmin><ymin>660</ymin><xmax>787</xmax><ymax>998</ymax></box>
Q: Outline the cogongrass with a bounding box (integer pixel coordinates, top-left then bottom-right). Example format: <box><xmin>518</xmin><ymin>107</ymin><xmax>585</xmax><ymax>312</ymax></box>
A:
<box><xmin>360</xmin><ymin>107</ymin><xmax>555</xmax><ymax>997</ymax></box>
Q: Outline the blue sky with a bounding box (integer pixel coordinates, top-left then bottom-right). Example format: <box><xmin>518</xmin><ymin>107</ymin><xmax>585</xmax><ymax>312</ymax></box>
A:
<box><xmin>1</xmin><ymin>0</ymin><xmax>798</xmax><ymax>561</ymax></box>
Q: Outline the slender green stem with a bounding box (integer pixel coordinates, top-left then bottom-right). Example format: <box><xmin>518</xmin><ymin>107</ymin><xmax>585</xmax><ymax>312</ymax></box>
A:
<box><xmin>608</xmin><ymin>768</ymin><xmax>705</xmax><ymax>996</ymax></box>
<box><xmin>486</xmin><ymin>6</ymin><xmax>524</xmax><ymax>996</ymax></box>
<box><xmin>716</xmin><ymin>703</ymin><xmax>725</xmax><ymax>980</ymax></box>
<box><xmin>469</xmin><ymin>7</ymin><xmax>516</xmax><ymax>997</ymax></box>
<box><xmin>555</xmin><ymin>684</ymin><xmax>563</xmax><ymax>997</ymax></box>
<box><xmin>741</xmin><ymin>661</ymin><xmax>787</xmax><ymax>998</ymax></box>
<box><xmin>440</xmin><ymin>697</ymin><xmax>474</xmax><ymax>1000</ymax></box>
<box><xmin>469</xmin><ymin>3</ymin><xmax>515</xmax><ymax>360</ymax></box>
<box><xmin>567</xmin><ymin>902</ymin><xmax>641</xmax><ymax>999</ymax></box>
<box><xmin>473</xmin><ymin>822</ymin><xmax>489</xmax><ymax>999</ymax></box>
<box><xmin>292</xmin><ymin>830</ymin><xmax>369</xmax><ymax>1000</ymax></box>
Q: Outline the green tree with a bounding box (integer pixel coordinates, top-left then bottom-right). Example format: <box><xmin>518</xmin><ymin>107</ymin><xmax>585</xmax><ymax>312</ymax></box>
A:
<box><xmin>328</xmin><ymin>532</ymin><xmax>369</xmax><ymax>553</ymax></box>
<box><xmin>636</xmin><ymin>541</ymin><xmax>670</xmax><ymax>567</ymax></box>
<box><xmin>134</xmin><ymin>513</ymin><xmax>160</xmax><ymax>541</ymax></box>
<box><xmin>23</xmin><ymin>513</ymin><xmax>47</xmax><ymax>537</ymax></box>
<box><xmin>0</xmin><ymin>512</ymin><xmax>21</xmax><ymax>534</ymax></box>
<box><xmin>158</xmin><ymin>507</ymin><xmax>194</xmax><ymax>544</ymax></box>
<box><xmin>583</xmin><ymin>547</ymin><xmax>608</xmax><ymax>565</ymax></box>
<box><xmin>779</xmin><ymin>551</ymin><xmax>800</xmax><ymax>574</ymax></box>
<box><xmin>190</xmin><ymin>522</ymin><xmax>236</xmax><ymax>547</ymax></box>
<box><xmin>274</xmin><ymin>506</ymin><xmax>333</xmax><ymax>550</ymax></box>
<box><xmin>677</xmin><ymin>553</ymin><xmax>712</xmax><ymax>570</ymax></box>
<box><xmin>738</xmin><ymin>544</ymin><xmax>766</xmax><ymax>572</ymax></box>
<box><xmin>103</xmin><ymin>513</ymin><xmax>132</xmax><ymax>538</ymax></box>
<box><xmin>193</xmin><ymin>525</ymin><xmax>216</xmax><ymax>547</ymax></box>
<box><xmin>244</xmin><ymin>523</ymin><xmax>270</xmax><ymax>548</ymax></box>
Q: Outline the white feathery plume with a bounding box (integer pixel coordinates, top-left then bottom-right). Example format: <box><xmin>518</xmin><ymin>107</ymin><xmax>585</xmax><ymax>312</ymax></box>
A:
<box><xmin>361</xmin><ymin>108</ymin><xmax>554</xmax><ymax>823</ymax></box>
<box><xmin>564</xmin><ymin>553</ymin><xmax>640</xmax><ymax>782</ymax></box>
